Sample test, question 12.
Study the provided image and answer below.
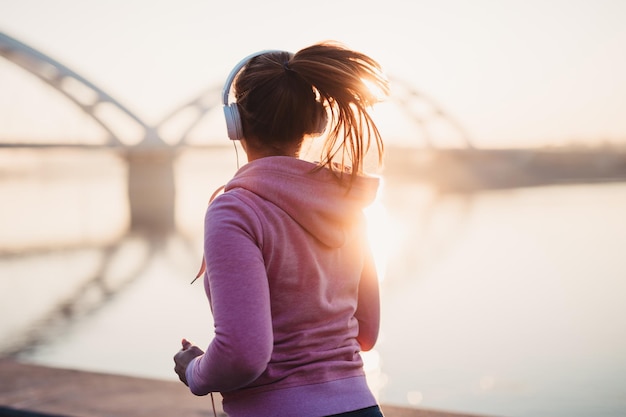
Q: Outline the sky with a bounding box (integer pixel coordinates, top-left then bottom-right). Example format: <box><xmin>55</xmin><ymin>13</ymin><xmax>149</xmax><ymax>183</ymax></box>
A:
<box><xmin>1</xmin><ymin>0</ymin><xmax>626</xmax><ymax>148</ymax></box>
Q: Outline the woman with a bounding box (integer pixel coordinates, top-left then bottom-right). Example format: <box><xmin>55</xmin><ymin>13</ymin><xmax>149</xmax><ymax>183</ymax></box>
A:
<box><xmin>174</xmin><ymin>41</ymin><xmax>389</xmax><ymax>417</ymax></box>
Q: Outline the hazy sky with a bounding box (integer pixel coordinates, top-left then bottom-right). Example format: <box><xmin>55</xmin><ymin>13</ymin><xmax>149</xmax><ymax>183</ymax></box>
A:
<box><xmin>1</xmin><ymin>0</ymin><xmax>626</xmax><ymax>148</ymax></box>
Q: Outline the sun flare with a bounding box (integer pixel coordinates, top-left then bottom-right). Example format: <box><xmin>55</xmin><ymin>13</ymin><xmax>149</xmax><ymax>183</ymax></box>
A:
<box><xmin>364</xmin><ymin>191</ymin><xmax>401</xmax><ymax>282</ymax></box>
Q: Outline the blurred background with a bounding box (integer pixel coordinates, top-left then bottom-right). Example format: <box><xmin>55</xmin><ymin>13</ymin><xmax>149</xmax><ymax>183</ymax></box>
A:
<box><xmin>1</xmin><ymin>1</ymin><xmax>625</xmax><ymax>417</ymax></box>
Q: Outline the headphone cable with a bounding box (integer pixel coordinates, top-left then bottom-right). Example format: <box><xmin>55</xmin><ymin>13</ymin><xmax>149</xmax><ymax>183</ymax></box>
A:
<box><xmin>233</xmin><ymin>138</ymin><xmax>240</xmax><ymax>170</ymax></box>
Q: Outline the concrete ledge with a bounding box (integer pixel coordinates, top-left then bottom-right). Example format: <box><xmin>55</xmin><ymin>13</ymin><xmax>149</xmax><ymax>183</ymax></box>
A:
<box><xmin>0</xmin><ymin>359</ymin><xmax>488</xmax><ymax>417</ymax></box>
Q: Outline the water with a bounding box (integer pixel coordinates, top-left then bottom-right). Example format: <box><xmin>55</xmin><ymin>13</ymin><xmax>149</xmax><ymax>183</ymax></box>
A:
<box><xmin>1</xmin><ymin>148</ymin><xmax>625</xmax><ymax>417</ymax></box>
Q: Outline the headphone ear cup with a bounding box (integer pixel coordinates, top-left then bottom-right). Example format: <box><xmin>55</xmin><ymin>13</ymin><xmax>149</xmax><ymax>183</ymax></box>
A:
<box><xmin>223</xmin><ymin>103</ymin><xmax>243</xmax><ymax>141</ymax></box>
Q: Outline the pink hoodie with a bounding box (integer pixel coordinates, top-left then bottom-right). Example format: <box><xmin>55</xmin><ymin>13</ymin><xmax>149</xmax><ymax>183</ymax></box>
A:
<box><xmin>186</xmin><ymin>156</ymin><xmax>381</xmax><ymax>417</ymax></box>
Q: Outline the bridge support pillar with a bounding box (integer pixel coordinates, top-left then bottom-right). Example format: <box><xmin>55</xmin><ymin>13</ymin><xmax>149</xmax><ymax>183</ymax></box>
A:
<box><xmin>126</xmin><ymin>149</ymin><xmax>176</xmax><ymax>236</ymax></box>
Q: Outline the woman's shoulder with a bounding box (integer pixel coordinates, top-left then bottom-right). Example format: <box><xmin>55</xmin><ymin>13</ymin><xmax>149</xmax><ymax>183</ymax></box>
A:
<box><xmin>206</xmin><ymin>188</ymin><xmax>265</xmax><ymax>230</ymax></box>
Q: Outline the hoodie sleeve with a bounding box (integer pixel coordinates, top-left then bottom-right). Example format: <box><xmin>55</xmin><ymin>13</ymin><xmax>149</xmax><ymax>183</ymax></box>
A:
<box><xmin>354</xmin><ymin>238</ymin><xmax>381</xmax><ymax>352</ymax></box>
<box><xmin>186</xmin><ymin>193</ymin><xmax>273</xmax><ymax>395</ymax></box>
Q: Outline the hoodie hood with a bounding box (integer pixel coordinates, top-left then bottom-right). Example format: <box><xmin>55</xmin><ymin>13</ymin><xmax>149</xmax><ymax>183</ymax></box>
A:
<box><xmin>224</xmin><ymin>156</ymin><xmax>379</xmax><ymax>248</ymax></box>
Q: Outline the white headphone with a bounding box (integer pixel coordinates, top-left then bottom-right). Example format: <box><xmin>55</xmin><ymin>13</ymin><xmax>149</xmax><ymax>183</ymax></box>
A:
<box><xmin>222</xmin><ymin>50</ymin><xmax>289</xmax><ymax>141</ymax></box>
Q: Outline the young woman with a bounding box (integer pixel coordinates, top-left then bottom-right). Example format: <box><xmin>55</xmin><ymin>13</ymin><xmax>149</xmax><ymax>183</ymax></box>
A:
<box><xmin>174</xmin><ymin>41</ymin><xmax>389</xmax><ymax>417</ymax></box>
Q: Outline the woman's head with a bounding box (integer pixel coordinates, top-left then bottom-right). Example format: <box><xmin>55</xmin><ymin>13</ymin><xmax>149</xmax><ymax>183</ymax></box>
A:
<box><xmin>229</xmin><ymin>41</ymin><xmax>389</xmax><ymax>176</ymax></box>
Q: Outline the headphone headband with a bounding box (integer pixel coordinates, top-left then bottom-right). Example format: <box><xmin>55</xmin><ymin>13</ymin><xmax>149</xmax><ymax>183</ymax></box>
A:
<box><xmin>221</xmin><ymin>49</ymin><xmax>289</xmax><ymax>140</ymax></box>
<box><xmin>222</xmin><ymin>50</ymin><xmax>286</xmax><ymax>105</ymax></box>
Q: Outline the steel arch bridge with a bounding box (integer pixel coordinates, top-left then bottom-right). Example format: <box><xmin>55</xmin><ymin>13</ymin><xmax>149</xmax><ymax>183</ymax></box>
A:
<box><xmin>0</xmin><ymin>30</ymin><xmax>472</xmax><ymax>150</ymax></box>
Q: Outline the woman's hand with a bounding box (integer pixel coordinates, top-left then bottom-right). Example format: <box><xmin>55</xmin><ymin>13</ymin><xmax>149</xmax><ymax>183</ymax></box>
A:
<box><xmin>173</xmin><ymin>338</ymin><xmax>204</xmax><ymax>386</ymax></box>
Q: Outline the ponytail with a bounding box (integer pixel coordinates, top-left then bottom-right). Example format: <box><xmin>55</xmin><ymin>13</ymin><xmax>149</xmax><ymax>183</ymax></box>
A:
<box><xmin>290</xmin><ymin>42</ymin><xmax>389</xmax><ymax>178</ymax></box>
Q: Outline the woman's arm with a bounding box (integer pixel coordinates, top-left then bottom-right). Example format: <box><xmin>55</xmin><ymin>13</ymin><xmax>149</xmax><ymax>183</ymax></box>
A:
<box><xmin>185</xmin><ymin>195</ymin><xmax>274</xmax><ymax>395</ymax></box>
<box><xmin>354</xmin><ymin>243</ymin><xmax>380</xmax><ymax>351</ymax></box>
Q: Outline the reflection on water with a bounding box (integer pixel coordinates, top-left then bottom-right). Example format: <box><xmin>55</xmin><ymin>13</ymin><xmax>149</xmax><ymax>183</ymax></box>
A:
<box><xmin>1</xmin><ymin>149</ymin><xmax>626</xmax><ymax>417</ymax></box>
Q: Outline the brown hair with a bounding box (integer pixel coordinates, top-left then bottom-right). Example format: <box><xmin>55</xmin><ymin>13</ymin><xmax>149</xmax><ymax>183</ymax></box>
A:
<box><xmin>233</xmin><ymin>41</ymin><xmax>389</xmax><ymax>179</ymax></box>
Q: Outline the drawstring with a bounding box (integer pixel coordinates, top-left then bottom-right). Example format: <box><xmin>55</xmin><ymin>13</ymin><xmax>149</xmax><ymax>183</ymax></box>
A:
<box><xmin>190</xmin><ymin>184</ymin><xmax>225</xmax><ymax>284</ymax></box>
<box><xmin>191</xmin><ymin>258</ymin><xmax>206</xmax><ymax>285</ymax></box>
